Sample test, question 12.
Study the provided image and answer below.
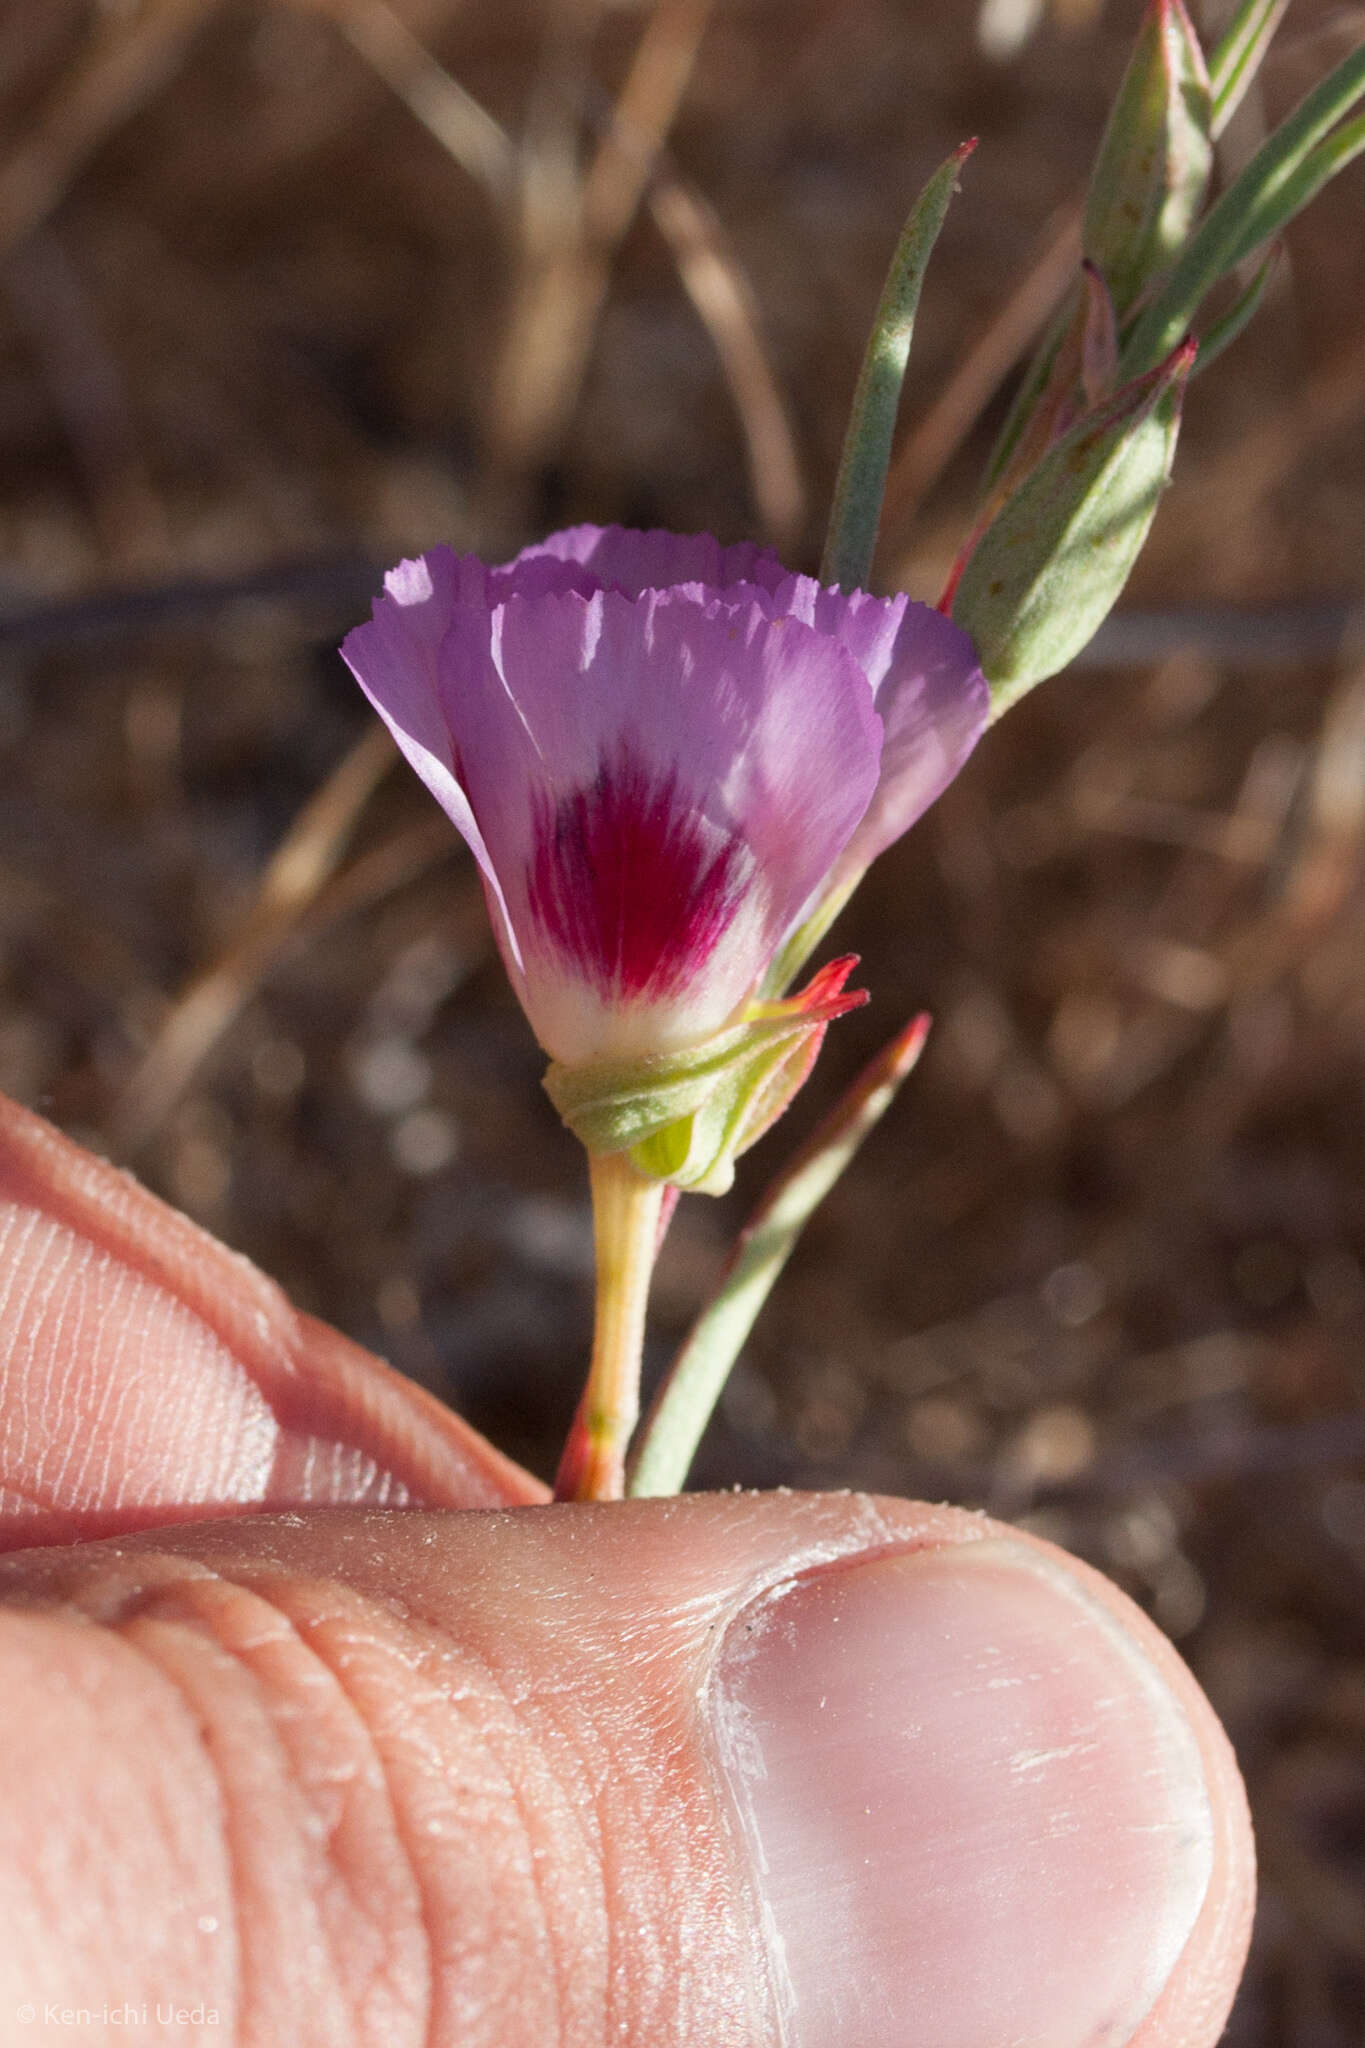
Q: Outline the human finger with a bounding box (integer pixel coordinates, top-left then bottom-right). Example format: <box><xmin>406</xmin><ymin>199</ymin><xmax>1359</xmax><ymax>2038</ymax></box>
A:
<box><xmin>0</xmin><ymin>1490</ymin><xmax>1253</xmax><ymax>2047</ymax></box>
<box><xmin>0</xmin><ymin>1091</ymin><xmax>542</xmax><ymax>1549</ymax></box>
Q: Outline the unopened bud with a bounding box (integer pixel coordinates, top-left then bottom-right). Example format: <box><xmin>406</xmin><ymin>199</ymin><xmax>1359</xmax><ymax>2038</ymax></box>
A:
<box><xmin>951</xmin><ymin>340</ymin><xmax>1195</xmax><ymax>713</ymax></box>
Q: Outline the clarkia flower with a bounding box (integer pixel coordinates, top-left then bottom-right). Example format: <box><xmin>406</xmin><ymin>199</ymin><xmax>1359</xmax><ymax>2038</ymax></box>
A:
<box><xmin>343</xmin><ymin>524</ymin><xmax>986</xmax><ymax>1184</ymax></box>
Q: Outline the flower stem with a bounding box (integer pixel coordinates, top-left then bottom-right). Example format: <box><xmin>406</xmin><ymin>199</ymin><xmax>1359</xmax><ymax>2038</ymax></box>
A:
<box><xmin>628</xmin><ymin>1013</ymin><xmax>930</xmax><ymax>1498</ymax></box>
<box><xmin>554</xmin><ymin>1151</ymin><xmax>666</xmax><ymax>1502</ymax></box>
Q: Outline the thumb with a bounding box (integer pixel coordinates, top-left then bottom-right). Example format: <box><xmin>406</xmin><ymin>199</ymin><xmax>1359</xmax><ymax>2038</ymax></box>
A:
<box><xmin>1</xmin><ymin>1493</ymin><xmax>1251</xmax><ymax>2048</ymax></box>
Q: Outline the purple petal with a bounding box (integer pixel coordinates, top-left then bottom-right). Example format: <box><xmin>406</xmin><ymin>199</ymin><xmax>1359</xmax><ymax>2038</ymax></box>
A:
<box><xmin>436</xmin><ymin>586</ymin><xmax>882</xmax><ymax>1061</ymax></box>
<box><xmin>507</xmin><ymin>524</ymin><xmax>791</xmax><ymax>600</ymax></box>
<box><xmin>833</xmin><ymin>601</ymin><xmax>988</xmax><ymax>885</ymax></box>
<box><xmin>741</xmin><ymin>573</ymin><xmax>989</xmax><ymax>886</ymax></box>
<box><xmin>340</xmin><ymin>550</ymin><xmax>524</xmax><ymax>968</ymax></box>
<box><xmin>345</xmin><ymin>535</ymin><xmax>984</xmax><ymax>1066</ymax></box>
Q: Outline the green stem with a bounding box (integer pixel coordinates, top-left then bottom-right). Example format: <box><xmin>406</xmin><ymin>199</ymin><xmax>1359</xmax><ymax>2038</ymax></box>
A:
<box><xmin>628</xmin><ymin>1014</ymin><xmax>930</xmax><ymax>1497</ymax></box>
<box><xmin>554</xmin><ymin>1151</ymin><xmax>665</xmax><ymax>1501</ymax></box>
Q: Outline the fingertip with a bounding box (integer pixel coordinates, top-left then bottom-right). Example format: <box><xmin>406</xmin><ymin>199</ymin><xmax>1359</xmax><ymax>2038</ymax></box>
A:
<box><xmin>707</xmin><ymin>1509</ymin><xmax>1253</xmax><ymax>2048</ymax></box>
<box><xmin>0</xmin><ymin>1492</ymin><xmax>1252</xmax><ymax>2046</ymax></box>
<box><xmin>0</xmin><ymin>1091</ymin><xmax>543</xmax><ymax>1547</ymax></box>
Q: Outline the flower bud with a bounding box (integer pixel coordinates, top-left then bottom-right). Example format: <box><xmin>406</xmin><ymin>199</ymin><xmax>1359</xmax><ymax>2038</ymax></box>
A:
<box><xmin>1083</xmin><ymin>0</ymin><xmax>1213</xmax><ymax>316</ymax></box>
<box><xmin>951</xmin><ymin>341</ymin><xmax>1194</xmax><ymax>713</ymax></box>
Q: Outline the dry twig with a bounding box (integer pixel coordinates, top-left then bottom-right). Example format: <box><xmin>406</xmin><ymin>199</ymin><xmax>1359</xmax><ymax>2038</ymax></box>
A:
<box><xmin>0</xmin><ymin>0</ymin><xmax>226</xmax><ymax>261</ymax></box>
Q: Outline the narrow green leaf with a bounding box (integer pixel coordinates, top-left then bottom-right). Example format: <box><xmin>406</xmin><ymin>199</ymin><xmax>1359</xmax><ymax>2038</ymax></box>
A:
<box><xmin>821</xmin><ymin>142</ymin><xmax>974</xmax><ymax>594</ymax></box>
<box><xmin>1191</xmin><ymin>242</ymin><xmax>1279</xmax><ymax>375</ymax></box>
<box><xmin>1208</xmin><ymin>0</ymin><xmax>1291</xmax><ymax>140</ymax></box>
<box><xmin>1083</xmin><ymin>0</ymin><xmax>1213</xmax><ymax>316</ymax></box>
<box><xmin>952</xmin><ymin>341</ymin><xmax>1193</xmax><ymax>713</ymax></box>
<box><xmin>627</xmin><ymin>1015</ymin><xmax>931</xmax><ymax>1498</ymax></box>
<box><xmin>1123</xmin><ymin>39</ymin><xmax>1365</xmax><ymax>374</ymax></box>
<box><xmin>1293</xmin><ymin>107</ymin><xmax>1365</xmax><ymax>208</ymax></box>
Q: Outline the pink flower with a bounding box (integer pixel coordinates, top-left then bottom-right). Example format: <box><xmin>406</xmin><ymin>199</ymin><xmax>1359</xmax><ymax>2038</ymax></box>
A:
<box><xmin>342</xmin><ymin>524</ymin><xmax>986</xmax><ymax>1070</ymax></box>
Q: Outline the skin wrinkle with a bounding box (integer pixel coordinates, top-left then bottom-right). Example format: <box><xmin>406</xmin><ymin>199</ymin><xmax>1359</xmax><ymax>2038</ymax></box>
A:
<box><xmin>236</xmin><ymin>1564</ymin><xmax>583</xmax><ymax>2048</ymax></box>
<box><xmin>0</xmin><ymin>1605</ymin><xmax>241</xmax><ymax>2032</ymax></box>
<box><xmin>262</xmin><ymin>1613</ymin><xmax>437</xmax><ymax>2048</ymax></box>
<box><xmin>116</xmin><ymin>1574</ymin><xmax>430</xmax><ymax>2046</ymax></box>
<box><xmin>145</xmin><ymin>1513</ymin><xmax>775</xmax><ymax>2047</ymax></box>
<box><xmin>4</xmin><ymin>1207</ymin><xmax>78</xmax><ymax>1502</ymax></box>
<box><xmin>0</xmin><ymin>1112</ymin><xmax>293</xmax><ymax>1377</ymax></box>
<box><xmin>0</xmin><ymin>1202</ymin><xmax>278</xmax><ymax>1523</ymax></box>
<box><xmin>3</xmin><ymin>1545</ymin><xmax>418</xmax><ymax>2039</ymax></box>
<box><xmin>0</xmin><ymin>1096</ymin><xmax>541</xmax><ymax>1540</ymax></box>
<box><xmin>311</xmin><ymin>1618</ymin><xmax>474</xmax><ymax>2048</ymax></box>
<box><xmin>422</xmin><ymin>1627</ymin><xmax>595</xmax><ymax>2048</ymax></box>
<box><xmin>81</xmin><ymin>1260</ymin><xmax>138</xmax><ymax>1512</ymax></box>
<box><xmin>0</xmin><ymin>1114</ymin><xmax>412</xmax><ymax>1512</ymax></box>
<box><xmin>81</xmin><ymin>1266</ymin><xmax>128</xmax><ymax>1509</ymax></box>
<box><xmin>0</xmin><ymin>1204</ymin><xmax>46</xmax><ymax>1480</ymax></box>
<box><xmin>465</xmin><ymin>1668</ymin><xmax>577</xmax><ymax>2048</ymax></box>
<box><xmin>0</xmin><ymin>1477</ymin><xmax>60</xmax><ymax>1517</ymax></box>
<box><xmin>112</xmin><ymin>1608</ymin><xmax>336</xmax><ymax>2043</ymax></box>
<box><xmin>479</xmin><ymin>1568</ymin><xmax>731</xmax><ymax>2044</ymax></box>
<box><xmin>42</xmin><ymin>1236</ymin><xmax>107</xmax><ymax>1507</ymax></box>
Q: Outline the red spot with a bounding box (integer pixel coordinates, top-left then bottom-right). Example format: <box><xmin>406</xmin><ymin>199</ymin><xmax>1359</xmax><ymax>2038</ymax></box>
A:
<box><xmin>528</xmin><ymin>741</ymin><xmax>750</xmax><ymax>1003</ymax></box>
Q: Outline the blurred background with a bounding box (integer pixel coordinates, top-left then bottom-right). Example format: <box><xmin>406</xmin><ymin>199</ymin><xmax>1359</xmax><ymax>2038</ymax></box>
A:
<box><xmin>1</xmin><ymin>0</ymin><xmax>1363</xmax><ymax>2036</ymax></box>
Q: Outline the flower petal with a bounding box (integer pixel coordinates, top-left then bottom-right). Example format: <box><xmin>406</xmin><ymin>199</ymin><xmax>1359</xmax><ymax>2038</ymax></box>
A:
<box><xmin>435</xmin><ymin>586</ymin><xmax>882</xmax><ymax>1062</ymax></box>
<box><xmin>745</xmin><ymin>573</ymin><xmax>989</xmax><ymax>886</ymax></box>
<box><xmin>829</xmin><ymin>598</ymin><xmax>989</xmax><ymax>884</ymax></box>
<box><xmin>340</xmin><ymin>549</ymin><xmax>525</xmax><ymax>967</ymax></box>
<box><xmin>508</xmin><ymin>523</ymin><xmax>791</xmax><ymax>599</ymax></box>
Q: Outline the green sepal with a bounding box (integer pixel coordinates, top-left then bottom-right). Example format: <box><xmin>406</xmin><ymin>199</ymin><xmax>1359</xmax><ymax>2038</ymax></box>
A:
<box><xmin>985</xmin><ymin>262</ymin><xmax>1118</xmax><ymax>517</ymax></box>
<box><xmin>1083</xmin><ymin>0</ymin><xmax>1213</xmax><ymax>318</ymax></box>
<box><xmin>542</xmin><ymin>959</ymin><xmax>866</xmax><ymax>1195</ymax></box>
<box><xmin>952</xmin><ymin>339</ymin><xmax>1193</xmax><ymax>714</ymax></box>
<box><xmin>625</xmin><ymin>1029</ymin><xmax>806</xmax><ymax>1196</ymax></box>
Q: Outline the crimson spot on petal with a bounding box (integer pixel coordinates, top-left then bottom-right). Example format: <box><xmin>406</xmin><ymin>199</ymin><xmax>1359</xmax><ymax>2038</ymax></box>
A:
<box><xmin>528</xmin><ymin>740</ymin><xmax>751</xmax><ymax>1003</ymax></box>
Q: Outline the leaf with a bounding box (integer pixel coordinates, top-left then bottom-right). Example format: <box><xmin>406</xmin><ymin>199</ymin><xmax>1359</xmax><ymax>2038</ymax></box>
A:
<box><xmin>1191</xmin><ymin>242</ymin><xmax>1279</xmax><ymax>375</ymax></box>
<box><xmin>1208</xmin><ymin>0</ymin><xmax>1291</xmax><ymax>141</ymax></box>
<box><xmin>1123</xmin><ymin>39</ymin><xmax>1365</xmax><ymax>375</ymax></box>
<box><xmin>820</xmin><ymin>142</ymin><xmax>974</xmax><ymax>594</ymax></box>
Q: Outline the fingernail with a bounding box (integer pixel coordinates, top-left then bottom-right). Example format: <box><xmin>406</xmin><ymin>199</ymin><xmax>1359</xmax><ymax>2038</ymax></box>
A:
<box><xmin>710</xmin><ymin>1537</ymin><xmax>1213</xmax><ymax>2048</ymax></box>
